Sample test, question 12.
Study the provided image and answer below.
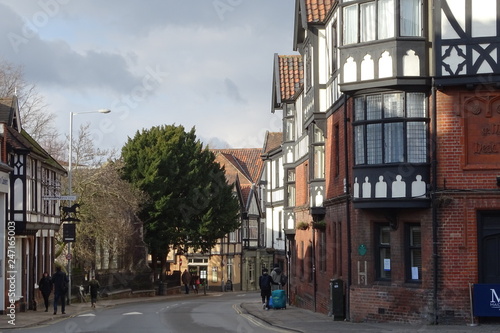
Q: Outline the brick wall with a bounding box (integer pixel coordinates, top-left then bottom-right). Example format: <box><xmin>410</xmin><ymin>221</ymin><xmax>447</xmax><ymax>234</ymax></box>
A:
<box><xmin>433</xmin><ymin>87</ymin><xmax>500</xmax><ymax>323</ymax></box>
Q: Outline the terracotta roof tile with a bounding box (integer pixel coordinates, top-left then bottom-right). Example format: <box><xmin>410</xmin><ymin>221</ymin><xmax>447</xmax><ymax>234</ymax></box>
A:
<box><xmin>239</xmin><ymin>184</ymin><xmax>253</xmax><ymax>208</ymax></box>
<box><xmin>212</xmin><ymin>148</ymin><xmax>264</xmax><ymax>184</ymax></box>
<box><xmin>263</xmin><ymin>132</ymin><xmax>282</xmax><ymax>154</ymax></box>
<box><xmin>305</xmin><ymin>0</ymin><xmax>335</xmax><ymax>23</ymax></box>
<box><xmin>278</xmin><ymin>55</ymin><xmax>303</xmax><ymax>101</ymax></box>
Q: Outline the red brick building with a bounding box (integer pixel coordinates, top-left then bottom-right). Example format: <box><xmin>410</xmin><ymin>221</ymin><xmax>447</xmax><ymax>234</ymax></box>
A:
<box><xmin>271</xmin><ymin>0</ymin><xmax>500</xmax><ymax>325</ymax></box>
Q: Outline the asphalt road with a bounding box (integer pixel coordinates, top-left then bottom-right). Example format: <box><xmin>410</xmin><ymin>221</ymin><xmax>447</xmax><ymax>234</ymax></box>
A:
<box><xmin>12</xmin><ymin>292</ymin><xmax>289</xmax><ymax>333</ymax></box>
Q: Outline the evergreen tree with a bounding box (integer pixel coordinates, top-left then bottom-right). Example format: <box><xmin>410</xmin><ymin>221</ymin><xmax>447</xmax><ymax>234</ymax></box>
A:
<box><xmin>120</xmin><ymin>125</ymin><xmax>240</xmax><ymax>276</ymax></box>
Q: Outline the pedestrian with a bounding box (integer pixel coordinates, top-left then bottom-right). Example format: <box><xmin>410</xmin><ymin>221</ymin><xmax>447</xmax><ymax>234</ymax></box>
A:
<box><xmin>259</xmin><ymin>268</ymin><xmax>273</xmax><ymax>310</ymax></box>
<box><xmin>51</xmin><ymin>265</ymin><xmax>69</xmax><ymax>315</ymax></box>
<box><xmin>88</xmin><ymin>275</ymin><xmax>100</xmax><ymax>308</ymax></box>
<box><xmin>191</xmin><ymin>275</ymin><xmax>199</xmax><ymax>294</ymax></box>
<box><xmin>270</xmin><ymin>263</ymin><xmax>282</xmax><ymax>291</ymax></box>
<box><xmin>38</xmin><ymin>271</ymin><xmax>52</xmax><ymax>312</ymax></box>
<box><xmin>181</xmin><ymin>269</ymin><xmax>191</xmax><ymax>294</ymax></box>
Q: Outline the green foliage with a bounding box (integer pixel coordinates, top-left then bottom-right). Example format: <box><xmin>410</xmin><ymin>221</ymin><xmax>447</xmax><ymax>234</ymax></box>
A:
<box><xmin>120</xmin><ymin>125</ymin><xmax>240</xmax><ymax>256</ymax></box>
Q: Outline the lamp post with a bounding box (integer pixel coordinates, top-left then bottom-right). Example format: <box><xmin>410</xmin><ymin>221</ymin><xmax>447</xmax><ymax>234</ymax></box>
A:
<box><xmin>66</xmin><ymin>109</ymin><xmax>111</xmax><ymax>304</ymax></box>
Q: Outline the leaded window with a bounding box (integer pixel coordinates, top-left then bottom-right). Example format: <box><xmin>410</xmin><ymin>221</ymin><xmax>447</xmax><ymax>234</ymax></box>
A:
<box><xmin>354</xmin><ymin>92</ymin><xmax>427</xmax><ymax>165</ymax></box>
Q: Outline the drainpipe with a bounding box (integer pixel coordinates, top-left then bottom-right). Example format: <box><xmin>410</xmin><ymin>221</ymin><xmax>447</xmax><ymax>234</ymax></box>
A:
<box><xmin>344</xmin><ymin>93</ymin><xmax>352</xmax><ymax>321</ymax></box>
<box><xmin>312</xmin><ymin>219</ymin><xmax>317</xmax><ymax>312</ymax></box>
<box><xmin>431</xmin><ymin>80</ymin><xmax>439</xmax><ymax>325</ymax></box>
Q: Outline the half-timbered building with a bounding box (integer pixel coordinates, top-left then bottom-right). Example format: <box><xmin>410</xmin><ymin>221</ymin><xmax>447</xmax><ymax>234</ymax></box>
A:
<box><xmin>0</xmin><ymin>96</ymin><xmax>66</xmax><ymax>312</ymax></box>
<box><xmin>270</xmin><ymin>0</ymin><xmax>500</xmax><ymax>324</ymax></box>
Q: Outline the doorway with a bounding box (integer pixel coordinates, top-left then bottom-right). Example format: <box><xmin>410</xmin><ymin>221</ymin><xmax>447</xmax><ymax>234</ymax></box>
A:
<box><xmin>478</xmin><ymin>211</ymin><xmax>500</xmax><ymax>283</ymax></box>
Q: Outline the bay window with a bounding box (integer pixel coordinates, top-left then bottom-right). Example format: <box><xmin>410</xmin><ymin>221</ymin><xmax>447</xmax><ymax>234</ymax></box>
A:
<box><xmin>354</xmin><ymin>92</ymin><xmax>427</xmax><ymax>166</ymax></box>
<box><xmin>400</xmin><ymin>0</ymin><xmax>422</xmax><ymax>36</ymax></box>
<box><xmin>343</xmin><ymin>4</ymin><xmax>358</xmax><ymax>45</ymax></box>
<box><xmin>378</xmin><ymin>0</ymin><xmax>395</xmax><ymax>39</ymax></box>
<box><xmin>360</xmin><ymin>2</ymin><xmax>376</xmax><ymax>42</ymax></box>
<box><xmin>342</xmin><ymin>0</ymin><xmax>422</xmax><ymax>45</ymax></box>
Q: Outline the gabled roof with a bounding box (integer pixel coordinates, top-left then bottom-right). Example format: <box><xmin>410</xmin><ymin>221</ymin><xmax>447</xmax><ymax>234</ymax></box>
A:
<box><xmin>294</xmin><ymin>0</ymin><xmax>336</xmax><ymax>49</ymax></box>
<box><xmin>212</xmin><ymin>148</ymin><xmax>264</xmax><ymax>185</ymax></box>
<box><xmin>0</xmin><ymin>96</ymin><xmax>66</xmax><ymax>173</ymax></box>
<box><xmin>272</xmin><ymin>54</ymin><xmax>303</xmax><ymax>110</ymax></box>
<box><xmin>5</xmin><ymin>126</ymin><xmax>66</xmax><ymax>173</ymax></box>
<box><xmin>212</xmin><ymin>148</ymin><xmax>264</xmax><ymax>208</ymax></box>
<box><xmin>304</xmin><ymin>0</ymin><xmax>335</xmax><ymax>23</ymax></box>
<box><xmin>0</xmin><ymin>97</ymin><xmax>21</xmax><ymax>130</ymax></box>
<box><xmin>262</xmin><ymin>131</ymin><xmax>283</xmax><ymax>156</ymax></box>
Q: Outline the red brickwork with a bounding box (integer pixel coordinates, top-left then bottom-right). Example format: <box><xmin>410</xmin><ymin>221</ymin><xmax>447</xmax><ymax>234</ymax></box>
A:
<box><xmin>434</xmin><ymin>87</ymin><xmax>500</xmax><ymax>323</ymax></box>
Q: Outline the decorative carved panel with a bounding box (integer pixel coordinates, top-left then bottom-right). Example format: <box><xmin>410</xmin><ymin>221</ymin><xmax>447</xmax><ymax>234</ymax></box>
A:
<box><xmin>461</xmin><ymin>93</ymin><xmax>500</xmax><ymax>168</ymax></box>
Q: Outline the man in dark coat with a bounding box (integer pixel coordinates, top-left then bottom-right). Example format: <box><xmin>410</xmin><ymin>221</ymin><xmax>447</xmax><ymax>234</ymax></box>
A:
<box><xmin>52</xmin><ymin>266</ymin><xmax>69</xmax><ymax>315</ymax></box>
<box><xmin>259</xmin><ymin>268</ymin><xmax>273</xmax><ymax>310</ymax></box>
<box><xmin>181</xmin><ymin>269</ymin><xmax>191</xmax><ymax>294</ymax></box>
<box><xmin>38</xmin><ymin>272</ymin><xmax>52</xmax><ymax>312</ymax></box>
<box><xmin>88</xmin><ymin>276</ymin><xmax>100</xmax><ymax>308</ymax></box>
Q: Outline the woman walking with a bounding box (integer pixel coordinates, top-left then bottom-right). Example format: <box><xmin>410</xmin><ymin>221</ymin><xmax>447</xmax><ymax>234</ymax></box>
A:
<box><xmin>38</xmin><ymin>272</ymin><xmax>52</xmax><ymax>312</ymax></box>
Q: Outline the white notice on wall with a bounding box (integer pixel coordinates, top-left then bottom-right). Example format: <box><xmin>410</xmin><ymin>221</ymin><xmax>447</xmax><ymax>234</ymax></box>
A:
<box><xmin>384</xmin><ymin>259</ymin><xmax>391</xmax><ymax>271</ymax></box>
<box><xmin>412</xmin><ymin>267</ymin><xmax>419</xmax><ymax>280</ymax></box>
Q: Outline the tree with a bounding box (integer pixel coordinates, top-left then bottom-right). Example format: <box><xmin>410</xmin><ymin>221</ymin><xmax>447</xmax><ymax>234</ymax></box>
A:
<box><xmin>72</xmin><ymin>160</ymin><xmax>147</xmax><ymax>271</ymax></box>
<box><xmin>0</xmin><ymin>59</ymin><xmax>61</xmax><ymax>155</ymax></box>
<box><xmin>120</xmin><ymin>125</ymin><xmax>241</xmax><ymax>279</ymax></box>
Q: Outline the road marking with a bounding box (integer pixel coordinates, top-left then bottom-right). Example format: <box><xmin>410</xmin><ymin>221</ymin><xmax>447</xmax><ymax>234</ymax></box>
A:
<box><xmin>232</xmin><ymin>304</ymin><xmax>290</xmax><ymax>333</ymax></box>
<box><xmin>122</xmin><ymin>312</ymin><xmax>143</xmax><ymax>315</ymax></box>
<box><xmin>77</xmin><ymin>313</ymin><xmax>96</xmax><ymax>317</ymax></box>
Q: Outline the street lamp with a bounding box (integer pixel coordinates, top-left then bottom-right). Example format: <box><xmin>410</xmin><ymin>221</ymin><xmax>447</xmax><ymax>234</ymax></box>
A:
<box><xmin>66</xmin><ymin>108</ymin><xmax>111</xmax><ymax>304</ymax></box>
<box><xmin>68</xmin><ymin>109</ymin><xmax>111</xmax><ymax>195</ymax></box>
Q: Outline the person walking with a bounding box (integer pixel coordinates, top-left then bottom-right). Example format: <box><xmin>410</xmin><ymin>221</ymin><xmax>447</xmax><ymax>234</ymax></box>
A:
<box><xmin>191</xmin><ymin>275</ymin><xmax>199</xmax><ymax>294</ymax></box>
<box><xmin>38</xmin><ymin>272</ymin><xmax>52</xmax><ymax>312</ymax></box>
<box><xmin>259</xmin><ymin>268</ymin><xmax>273</xmax><ymax>310</ymax></box>
<box><xmin>181</xmin><ymin>269</ymin><xmax>191</xmax><ymax>294</ymax></box>
<box><xmin>270</xmin><ymin>263</ymin><xmax>282</xmax><ymax>291</ymax></box>
<box><xmin>52</xmin><ymin>266</ymin><xmax>69</xmax><ymax>315</ymax></box>
<box><xmin>88</xmin><ymin>276</ymin><xmax>100</xmax><ymax>308</ymax></box>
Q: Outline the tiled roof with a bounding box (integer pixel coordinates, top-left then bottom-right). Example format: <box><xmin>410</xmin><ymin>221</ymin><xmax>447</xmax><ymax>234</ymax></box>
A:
<box><xmin>212</xmin><ymin>148</ymin><xmax>264</xmax><ymax>184</ymax></box>
<box><xmin>239</xmin><ymin>184</ymin><xmax>253</xmax><ymax>208</ymax></box>
<box><xmin>305</xmin><ymin>0</ymin><xmax>335</xmax><ymax>23</ymax></box>
<box><xmin>0</xmin><ymin>97</ymin><xmax>15</xmax><ymax>125</ymax></box>
<box><xmin>278</xmin><ymin>55</ymin><xmax>303</xmax><ymax>101</ymax></box>
<box><xmin>262</xmin><ymin>132</ymin><xmax>283</xmax><ymax>154</ymax></box>
<box><xmin>5</xmin><ymin>127</ymin><xmax>66</xmax><ymax>172</ymax></box>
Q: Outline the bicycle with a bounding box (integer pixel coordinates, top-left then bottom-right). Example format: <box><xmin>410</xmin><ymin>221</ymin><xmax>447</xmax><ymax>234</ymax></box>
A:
<box><xmin>78</xmin><ymin>285</ymin><xmax>87</xmax><ymax>303</ymax></box>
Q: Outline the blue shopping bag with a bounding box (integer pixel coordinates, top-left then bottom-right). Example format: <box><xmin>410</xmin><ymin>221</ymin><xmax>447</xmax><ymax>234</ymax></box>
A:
<box><xmin>268</xmin><ymin>295</ymin><xmax>273</xmax><ymax>308</ymax></box>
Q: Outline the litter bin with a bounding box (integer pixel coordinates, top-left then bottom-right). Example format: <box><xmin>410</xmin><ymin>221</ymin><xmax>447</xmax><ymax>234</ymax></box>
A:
<box><xmin>225</xmin><ymin>280</ymin><xmax>232</xmax><ymax>291</ymax></box>
<box><xmin>330</xmin><ymin>279</ymin><xmax>344</xmax><ymax>320</ymax></box>
<box><xmin>158</xmin><ymin>281</ymin><xmax>166</xmax><ymax>296</ymax></box>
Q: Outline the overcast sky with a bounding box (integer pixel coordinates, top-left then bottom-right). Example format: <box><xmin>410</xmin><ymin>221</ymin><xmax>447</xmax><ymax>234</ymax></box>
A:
<box><xmin>0</xmin><ymin>0</ymin><xmax>295</xmax><ymax>152</ymax></box>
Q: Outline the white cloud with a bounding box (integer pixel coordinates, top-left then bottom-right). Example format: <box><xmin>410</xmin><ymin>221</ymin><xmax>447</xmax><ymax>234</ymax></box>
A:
<box><xmin>0</xmin><ymin>0</ymin><xmax>295</xmax><ymax>150</ymax></box>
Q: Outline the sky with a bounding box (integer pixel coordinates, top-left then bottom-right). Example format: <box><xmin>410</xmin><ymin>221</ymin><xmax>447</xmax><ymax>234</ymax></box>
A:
<box><xmin>0</xmin><ymin>0</ymin><xmax>296</xmax><ymax>152</ymax></box>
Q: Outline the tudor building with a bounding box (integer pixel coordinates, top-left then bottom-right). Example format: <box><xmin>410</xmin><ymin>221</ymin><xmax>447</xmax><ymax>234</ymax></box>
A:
<box><xmin>271</xmin><ymin>0</ymin><xmax>500</xmax><ymax>324</ymax></box>
<box><xmin>0</xmin><ymin>97</ymin><xmax>66</xmax><ymax>313</ymax></box>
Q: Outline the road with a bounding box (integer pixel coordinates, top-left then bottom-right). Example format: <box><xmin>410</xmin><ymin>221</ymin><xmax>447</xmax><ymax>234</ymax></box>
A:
<box><xmin>13</xmin><ymin>293</ymin><xmax>290</xmax><ymax>333</ymax></box>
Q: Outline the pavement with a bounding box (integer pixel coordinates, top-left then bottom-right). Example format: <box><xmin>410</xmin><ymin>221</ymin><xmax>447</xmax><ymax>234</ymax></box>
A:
<box><xmin>0</xmin><ymin>292</ymin><xmax>499</xmax><ymax>332</ymax></box>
